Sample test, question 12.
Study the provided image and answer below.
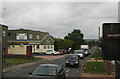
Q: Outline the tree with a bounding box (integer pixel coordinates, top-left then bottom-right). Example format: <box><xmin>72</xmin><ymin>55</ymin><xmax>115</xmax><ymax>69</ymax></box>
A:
<box><xmin>64</xmin><ymin>29</ymin><xmax>85</xmax><ymax>50</ymax></box>
<box><xmin>54</xmin><ymin>38</ymin><xmax>73</xmax><ymax>50</ymax></box>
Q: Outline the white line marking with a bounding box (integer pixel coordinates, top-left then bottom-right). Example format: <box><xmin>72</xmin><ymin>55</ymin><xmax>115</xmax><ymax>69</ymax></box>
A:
<box><xmin>65</xmin><ymin>68</ymin><xmax>69</xmax><ymax>73</ymax></box>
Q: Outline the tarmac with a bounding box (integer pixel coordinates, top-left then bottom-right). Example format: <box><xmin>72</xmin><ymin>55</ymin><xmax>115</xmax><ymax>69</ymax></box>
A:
<box><xmin>3</xmin><ymin>54</ymin><xmax>115</xmax><ymax>78</ymax></box>
<box><xmin>3</xmin><ymin>54</ymin><xmax>67</xmax><ymax>73</ymax></box>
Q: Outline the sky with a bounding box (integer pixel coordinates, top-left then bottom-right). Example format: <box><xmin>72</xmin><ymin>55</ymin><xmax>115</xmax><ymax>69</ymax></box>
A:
<box><xmin>0</xmin><ymin>0</ymin><xmax>119</xmax><ymax>39</ymax></box>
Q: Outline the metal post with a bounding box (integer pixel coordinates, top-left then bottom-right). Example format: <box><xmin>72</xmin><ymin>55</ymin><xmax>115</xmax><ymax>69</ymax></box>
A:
<box><xmin>98</xmin><ymin>27</ymin><xmax>100</xmax><ymax>40</ymax></box>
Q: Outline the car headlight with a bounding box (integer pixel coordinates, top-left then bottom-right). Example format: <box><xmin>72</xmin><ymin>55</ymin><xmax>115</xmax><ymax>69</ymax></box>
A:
<box><xmin>75</xmin><ymin>62</ymin><xmax>78</xmax><ymax>63</ymax></box>
<box><xmin>66</xmin><ymin>61</ymin><xmax>68</xmax><ymax>63</ymax></box>
<box><xmin>85</xmin><ymin>51</ymin><xmax>88</xmax><ymax>54</ymax></box>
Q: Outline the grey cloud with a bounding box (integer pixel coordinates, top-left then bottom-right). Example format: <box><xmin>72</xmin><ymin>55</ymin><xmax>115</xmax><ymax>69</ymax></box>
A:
<box><xmin>2</xmin><ymin>2</ymin><xmax>118</xmax><ymax>39</ymax></box>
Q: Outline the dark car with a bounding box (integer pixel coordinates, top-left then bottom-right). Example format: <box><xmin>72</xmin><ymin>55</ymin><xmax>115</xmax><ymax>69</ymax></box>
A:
<box><xmin>29</xmin><ymin>64</ymin><xmax>66</xmax><ymax>79</ymax></box>
<box><xmin>66</xmin><ymin>54</ymin><xmax>80</xmax><ymax>68</ymax></box>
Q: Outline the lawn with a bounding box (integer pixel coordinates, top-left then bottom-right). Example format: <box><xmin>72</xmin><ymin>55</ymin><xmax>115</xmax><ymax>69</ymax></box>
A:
<box><xmin>3</xmin><ymin>57</ymin><xmax>42</xmax><ymax>69</ymax></box>
<box><xmin>85</xmin><ymin>62</ymin><xmax>106</xmax><ymax>74</ymax></box>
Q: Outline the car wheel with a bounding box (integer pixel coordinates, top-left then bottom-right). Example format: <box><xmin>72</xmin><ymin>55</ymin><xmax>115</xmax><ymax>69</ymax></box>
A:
<box><xmin>76</xmin><ymin>65</ymin><xmax>79</xmax><ymax>68</ymax></box>
<box><xmin>81</xmin><ymin>57</ymin><xmax>84</xmax><ymax>59</ymax></box>
<box><xmin>64</xmin><ymin>76</ymin><xmax>66</xmax><ymax>79</ymax></box>
<box><xmin>51</xmin><ymin>53</ymin><xmax>54</xmax><ymax>55</ymax></box>
<box><xmin>63</xmin><ymin>74</ymin><xmax>66</xmax><ymax>79</ymax></box>
<box><xmin>66</xmin><ymin>64</ymin><xmax>68</xmax><ymax>67</ymax></box>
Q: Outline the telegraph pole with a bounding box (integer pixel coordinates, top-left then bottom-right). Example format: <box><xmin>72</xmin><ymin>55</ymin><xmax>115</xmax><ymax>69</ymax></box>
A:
<box><xmin>98</xmin><ymin>27</ymin><xmax>100</xmax><ymax>40</ymax></box>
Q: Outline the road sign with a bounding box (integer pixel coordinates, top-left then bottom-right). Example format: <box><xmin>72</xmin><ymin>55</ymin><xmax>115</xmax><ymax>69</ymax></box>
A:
<box><xmin>102</xmin><ymin>23</ymin><xmax>120</xmax><ymax>60</ymax></box>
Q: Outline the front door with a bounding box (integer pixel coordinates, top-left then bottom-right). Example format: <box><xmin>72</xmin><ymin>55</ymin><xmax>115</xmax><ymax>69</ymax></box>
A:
<box><xmin>26</xmin><ymin>46</ymin><xmax>32</xmax><ymax>56</ymax></box>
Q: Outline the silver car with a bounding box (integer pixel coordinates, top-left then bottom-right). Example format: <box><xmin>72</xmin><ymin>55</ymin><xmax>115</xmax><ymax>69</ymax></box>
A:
<box><xmin>74</xmin><ymin>50</ymin><xmax>85</xmax><ymax>59</ymax></box>
<box><xmin>29</xmin><ymin>64</ymin><xmax>66</xmax><ymax>79</ymax></box>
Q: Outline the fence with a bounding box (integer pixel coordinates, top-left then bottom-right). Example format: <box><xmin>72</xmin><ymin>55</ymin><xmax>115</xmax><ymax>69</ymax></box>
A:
<box><xmin>115</xmin><ymin>61</ymin><xmax>120</xmax><ymax>79</ymax></box>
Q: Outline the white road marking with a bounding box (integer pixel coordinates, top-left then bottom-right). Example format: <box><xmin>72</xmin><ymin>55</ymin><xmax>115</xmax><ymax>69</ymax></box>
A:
<box><xmin>60</xmin><ymin>63</ymin><xmax>64</xmax><ymax>66</ymax></box>
<box><xmin>66</xmin><ymin>69</ymin><xmax>69</xmax><ymax>73</ymax></box>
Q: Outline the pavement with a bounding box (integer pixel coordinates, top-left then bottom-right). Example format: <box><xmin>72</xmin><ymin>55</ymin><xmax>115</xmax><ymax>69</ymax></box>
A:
<box><xmin>87</xmin><ymin>60</ymin><xmax>104</xmax><ymax>62</ymax></box>
<box><xmin>35</xmin><ymin>54</ymin><xmax>67</xmax><ymax>60</ymax></box>
<box><xmin>3</xmin><ymin>54</ymin><xmax>67</xmax><ymax>73</ymax></box>
<box><xmin>81</xmin><ymin>73</ymin><xmax>115</xmax><ymax>79</ymax></box>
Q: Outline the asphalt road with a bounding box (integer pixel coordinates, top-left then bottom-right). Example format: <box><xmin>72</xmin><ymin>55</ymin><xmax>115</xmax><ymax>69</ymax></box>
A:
<box><xmin>3</xmin><ymin>47</ymin><xmax>97</xmax><ymax>78</ymax></box>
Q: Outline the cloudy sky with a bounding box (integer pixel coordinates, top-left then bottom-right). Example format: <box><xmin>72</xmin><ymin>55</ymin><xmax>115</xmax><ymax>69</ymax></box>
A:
<box><xmin>1</xmin><ymin>0</ymin><xmax>119</xmax><ymax>39</ymax></box>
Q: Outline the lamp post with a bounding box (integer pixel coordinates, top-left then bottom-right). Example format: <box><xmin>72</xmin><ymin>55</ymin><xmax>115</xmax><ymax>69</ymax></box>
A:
<box><xmin>0</xmin><ymin>25</ymin><xmax>2</xmax><ymax>78</ymax></box>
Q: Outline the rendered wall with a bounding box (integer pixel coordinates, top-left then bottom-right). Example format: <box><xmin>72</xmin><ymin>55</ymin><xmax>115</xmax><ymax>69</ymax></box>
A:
<box><xmin>8</xmin><ymin>45</ymin><xmax>27</xmax><ymax>55</ymax></box>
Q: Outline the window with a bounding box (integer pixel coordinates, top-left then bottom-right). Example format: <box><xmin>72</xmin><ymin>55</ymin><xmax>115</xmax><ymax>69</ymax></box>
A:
<box><xmin>3</xmin><ymin>31</ymin><xmax>6</xmax><ymax>36</ymax></box>
<box><xmin>29</xmin><ymin>34</ymin><xmax>33</xmax><ymax>39</ymax></box>
<box><xmin>48</xmin><ymin>45</ymin><xmax>50</xmax><ymax>49</ymax></box>
<box><xmin>36</xmin><ymin>45</ymin><xmax>39</xmax><ymax>49</ymax></box>
<box><xmin>8</xmin><ymin>33</ymin><xmax>11</xmax><ymax>36</ymax></box>
<box><xmin>12</xmin><ymin>45</ymin><xmax>15</xmax><ymax>47</ymax></box>
<box><xmin>44</xmin><ymin>46</ymin><xmax>46</xmax><ymax>49</ymax></box>
<box><xmin>37</xmin><ymin>35</ymin><xmax>40</xmax><ymax>39</ymax></box>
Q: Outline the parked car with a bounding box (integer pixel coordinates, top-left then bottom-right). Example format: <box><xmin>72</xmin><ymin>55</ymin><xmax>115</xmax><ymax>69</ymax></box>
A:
<box><xmin>74</xmin><ymin>50</ymin><xmax>85</xmax><ymax>59</ymax></box>
<box><xmin>45</xmin><ymin>49</ymin><xmax>59</xmax><ymax>55</ymax></box>
<box><xmin>58</xmin><ymin>49</ymin><xmax>66</xmax><ymax>55</ymax></box>
<box><xmin>66</xmin><ymin>54</ymin><xmax>80</xmax><ymax>68</ymax></box>
<box><xmin>29</xmin><ymin>64</ymin><xmax>66</xmax><ymax>79</ymax></box>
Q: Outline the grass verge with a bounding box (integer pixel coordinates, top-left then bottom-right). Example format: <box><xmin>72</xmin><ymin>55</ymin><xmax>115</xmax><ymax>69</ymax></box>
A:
<box><xmin>3</xmin><ymin>57</ymin><xmax>42</xmax><ymax>69</ymax></box>
<box><xmin>85</xmin><ymin>62</ymin><xmax>106</xmax><ymax>74</ymax></box>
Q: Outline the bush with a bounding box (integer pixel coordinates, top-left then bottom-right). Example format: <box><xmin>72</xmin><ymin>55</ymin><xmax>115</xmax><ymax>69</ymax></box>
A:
<box><xmin>92</xmin><ymin>50</ymin><xmax>103</xmax><ymax>60</ymax></box>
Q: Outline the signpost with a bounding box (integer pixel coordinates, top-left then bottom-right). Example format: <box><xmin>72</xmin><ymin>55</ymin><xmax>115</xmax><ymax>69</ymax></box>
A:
<box><xmin>102</xmin><ymin>23</ymin><xmax>120</xmax><ymax>60</ymax></box>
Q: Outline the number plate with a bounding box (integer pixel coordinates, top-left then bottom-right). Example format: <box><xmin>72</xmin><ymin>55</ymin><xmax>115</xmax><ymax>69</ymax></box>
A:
<box><xmin>70</xmin><ymin>62</ymin><xmax>74</xmax><ymax>65</ymax></box>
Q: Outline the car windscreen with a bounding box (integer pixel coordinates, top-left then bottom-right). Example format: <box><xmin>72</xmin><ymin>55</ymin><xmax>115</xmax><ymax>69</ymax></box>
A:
<box><xmin>32</xmin><ymin>66</ymin><xmax>57</xmax><ymax>76</ymax></box>
<box><xmin>74</xmin><ymin>52</ymin><xmax>83</xmax><ymax>54</ymax></box>
<box><xmin>83</xmin><ymin>49</ymin><xmax>88</xmax><ymax>51</ymax></box>
<box><xmin>47</xmin><ymin>50</ymin><xmax>53</xmax><ymax>52</ymax></box>
<box><xmin>67</xmin><ymin>55</ymin><xmax>78</xmax><ymax>59</ymax></box>
<box><xmin>74</xmin><ymin>50</ymin><xmax>84</xmax><ymax>53</ymax></box>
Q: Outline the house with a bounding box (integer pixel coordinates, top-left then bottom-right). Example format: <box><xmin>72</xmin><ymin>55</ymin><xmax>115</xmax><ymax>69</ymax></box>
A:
<box><xmin>8</xmin><ymin>28</ymin><xmax>54</xmax><ymax>56</ymax></box>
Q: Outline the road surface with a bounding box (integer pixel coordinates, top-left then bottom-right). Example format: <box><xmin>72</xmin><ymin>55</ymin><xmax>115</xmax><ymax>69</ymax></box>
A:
<box><xmin>3</xmin><ymin>47</ymin><xmax>97</xmax><ymax>78</ymax></box>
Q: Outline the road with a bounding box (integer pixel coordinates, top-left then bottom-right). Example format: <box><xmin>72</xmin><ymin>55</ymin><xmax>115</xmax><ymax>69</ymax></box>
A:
<box><xmin>3</xmin><ymin>47</ymin><xmax>97</xmax><ymax>78</ymax></box>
